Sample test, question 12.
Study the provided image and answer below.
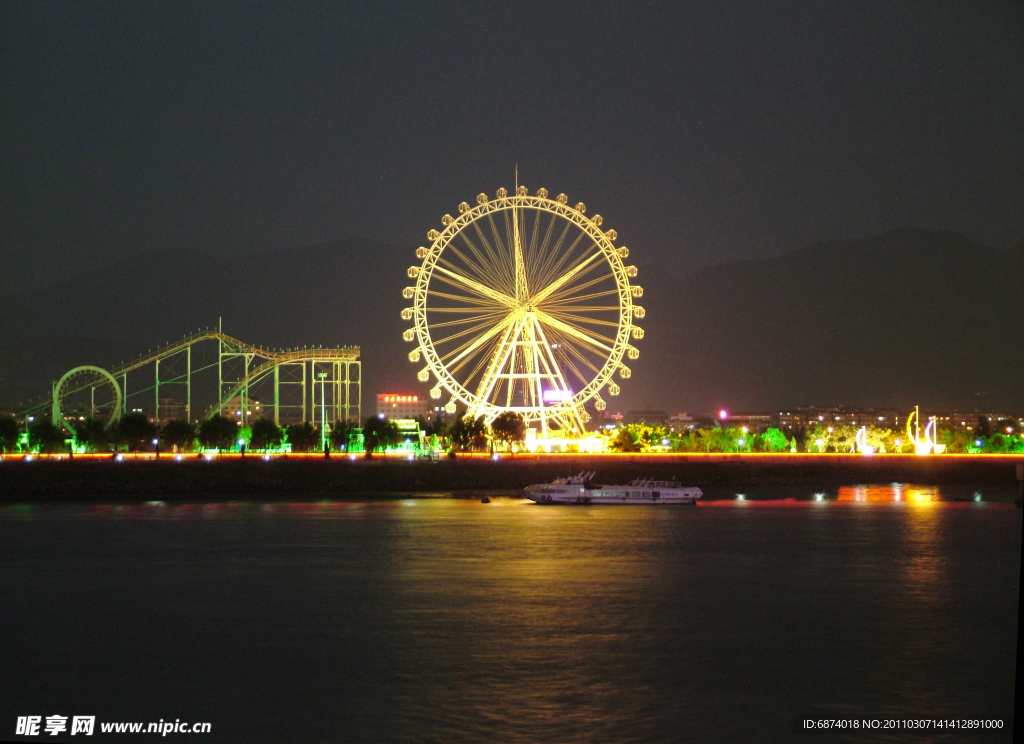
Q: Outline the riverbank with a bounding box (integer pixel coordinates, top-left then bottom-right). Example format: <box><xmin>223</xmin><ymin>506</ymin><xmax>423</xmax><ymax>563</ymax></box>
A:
<box><xmin>1</xmin><ymin>453</ymin><xmax>1021</xmax><ymax>500</ymax></box>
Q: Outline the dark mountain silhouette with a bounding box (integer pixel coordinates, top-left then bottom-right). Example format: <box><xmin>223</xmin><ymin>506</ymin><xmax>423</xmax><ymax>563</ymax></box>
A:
<box><xmin>0</xmin><ymin>229</ymin><xmax>1021</xmax><ymax>415</ymax></box>
<box><xmin>636</xmin><ymin>228</ymin><xmax>1023</xmax><ymax>414</ymax></box>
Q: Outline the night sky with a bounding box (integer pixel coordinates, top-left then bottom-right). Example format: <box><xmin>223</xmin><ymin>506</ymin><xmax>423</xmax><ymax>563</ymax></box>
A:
<box><xmin>2</xmin><ymin>1</ymin><xmax>1021</xmax><ymax>295</ymax></box>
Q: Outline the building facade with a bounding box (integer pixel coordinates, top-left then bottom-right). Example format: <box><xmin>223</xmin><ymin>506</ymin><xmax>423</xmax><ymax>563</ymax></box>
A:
<box><xmin>376</xmin><ymin>394</ymin><xmax>429</xmax><ymax>419</ymax></box>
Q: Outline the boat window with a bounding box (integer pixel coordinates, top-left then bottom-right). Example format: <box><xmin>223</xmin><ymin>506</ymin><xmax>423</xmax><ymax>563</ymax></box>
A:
<box><xmin>652</xmin><ymin>491</ymin><xmax>660</xmax><ymax>498</ymax></box>
<box><xmin>643</xmin><ymin>491</ymin><xmax>651</xmax><ymax>498</ymax></box>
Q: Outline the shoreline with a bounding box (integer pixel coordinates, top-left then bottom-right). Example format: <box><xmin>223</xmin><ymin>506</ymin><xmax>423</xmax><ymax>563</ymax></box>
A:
<box><xmin>1</xmin><ymin>454</ymin><xmax>1021</xmax><ymax>501</ymax></box>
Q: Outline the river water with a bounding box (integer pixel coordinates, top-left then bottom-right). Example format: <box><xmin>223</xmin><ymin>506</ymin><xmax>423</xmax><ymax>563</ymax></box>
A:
<box><xmin>1</xmin><ymin>487</ymin><xmax>1018</xmax><ymax>743</ymax></box>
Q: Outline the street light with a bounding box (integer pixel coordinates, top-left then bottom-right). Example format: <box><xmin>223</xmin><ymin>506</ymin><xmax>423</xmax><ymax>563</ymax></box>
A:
<box><xmin>318</xmin><ymin>371</ymin><xmax>328</xmax><ymax>454</ymax></box>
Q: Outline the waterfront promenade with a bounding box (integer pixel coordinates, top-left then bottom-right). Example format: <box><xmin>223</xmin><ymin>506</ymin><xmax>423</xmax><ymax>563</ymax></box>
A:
<box><xmin>1</xmin><ymin>452</ymin><xmax>1022</xmax><ymax>499</ymax></box>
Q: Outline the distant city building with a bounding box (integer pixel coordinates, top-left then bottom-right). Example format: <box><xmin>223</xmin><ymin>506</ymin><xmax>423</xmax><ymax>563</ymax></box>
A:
<box><xmin>377</xmin><ymin>394</ymin><xmax>429</xmax><ymax>419</ymax></box>
<box><xmin>221</xmin><ymin>395</ymin><xmax>263</xmax><ymax>423</ymax></box>
<box><xmin>936</xmin><ymin>412</ymin><xmax>1015</xmax><ymax>431</ymax></box>
<box><xmin>727</xmin><ymin>412</ymin><xmax>773</xmax><ymax>429</ymax></box>
<box><xmin>625</xmin><ymin>408</ymin><xmax>670</xmax><ymax>425</ymax></box>
<box><xmin>775</xmin><ymin>406</ymin><xmax>903</xmax><ymax>431</ymax></box>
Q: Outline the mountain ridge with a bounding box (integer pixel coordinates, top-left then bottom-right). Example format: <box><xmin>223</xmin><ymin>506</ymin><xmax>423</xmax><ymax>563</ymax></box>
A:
<box><xmin>1</xmin><ymin>229</ymin><xmax>1021</xmax><ymax>414</ymax></box>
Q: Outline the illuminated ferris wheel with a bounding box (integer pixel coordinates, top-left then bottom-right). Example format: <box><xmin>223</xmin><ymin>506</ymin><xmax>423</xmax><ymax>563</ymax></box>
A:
<box><xmin>401</xmin><ymin>185</ymin><xmax>643</xmax><ymax>435</ymax></box>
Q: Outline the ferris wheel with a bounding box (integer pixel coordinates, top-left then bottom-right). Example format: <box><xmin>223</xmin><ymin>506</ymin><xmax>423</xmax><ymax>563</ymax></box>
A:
<box><xmin>402</xmin><ymin>185</ymin><xmax>643</xmax><ymax>435</ymax></box>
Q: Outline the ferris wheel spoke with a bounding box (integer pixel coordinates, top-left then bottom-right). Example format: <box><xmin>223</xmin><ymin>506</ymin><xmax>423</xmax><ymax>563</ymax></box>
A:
<box><xmin>486</xmin><ymin>214</ymin><xmax>511</xmax><ymax>268</ymax></box>
<box><xmin>525</xmin><ymin>207</ymin><xmax>542</xmax><ymax>276</ymax></box>
<box><xmin>541</xmin><ymin>286</ymin><xmax>619</xmax><ymax>305</ymax></box>
<box><xmin>428</xmin><ymin>290</ymin><xmax>505</xmax><ymax>308</ymax></box>
<box><xmin>427</xmin><ymin>305</ymin><xmax>507</xmax><ymax>313</ymax></box>
<box><xmin>542</xmin><ymin>305</ymin><xmax>620</xmax><ymax>312</ymax></box>
<box><xmin>455</xmin><ymin>331</ymin><xmax>504</xmax><ymax>384</ymax></box>
<box><xmin>426</xmin><ymin>312</ymin><xmax>507</xmax><ymax>330</ymax></box>
<box><xmin>441</xmin><ymin>243</ymin><xmax>511</xmax><ymax>297</ymax></box>
<box><xmin>531</xmin><ymin>217</ymin><xmax>573</xmax><ymax>290</ymax></box>
<box><xmin>432</xmin><ymin>266</ymin><xmax>517</xmax><ymax>307</ymax></box>
<box><xmin>534</xmin><ymin>310</ymin><xmax>615</xmax><ymax>353</ymax></box>
<box><xmin>438</xmin><ymin>312</ymin><xmax>519</xmax><ymax>367</ymax></box>
<box><xmin>475</xmin><ymin>315</ymin><xmax>523</xmax><ymax>405</ymax></box>
<box><xmin>552</xmin><ymin>346</ymin><xmax>598</xmax><ymax>393</ymax></box>
<box><xmin>530</xmin><ymin>318</ymin><xmax>575</xmax><ymax>400</ymax></box>
<box><xmin>549</xmin><ymin>328</ymin><xmax>612</xmax><ymax>364</ymax></box>
<box><xmin>532</xmin><ymin>230</ymin><xmax>590</xmax><ymax>294</ymax></box>
<box><xmin>542</xmin><ymin>310</ymin><xmax>620</xmax><ymax>329</ymax></box>
<box><xmin>436</xmin><ymin>253</ymin><xmax>509</xmax><ymax>298</ymax></box>
<box><xmin>470</xmin><ymin>221</ymin><xmax>517</xmax><ymax>293</ymax></box>
<box><xmin>433</xmin><ymin>315</ymin><xmax>513</xmax><ymax>349</ymax></box>
<box><xmin>552</xmin><ymin>334</ymin><xmax>602</xmax><ymax>376</ymax></box>
<box><xmin>459</xmin><ymin>229</ymin><xmax>516</xmax><ymax>293</ymax></box>
<box><xmin>530</xmin><ymin>250</ymin><xmax>604</xmax><ymax>305</ymax></box>
<box><xmin>542</xmin><ymin>271</ymin><xmax>615</xmax><ymax>304</ymax></box>
<box><xmin>510</xmin><ymin>207</ymin><xmax>529</xmax><ymax>302</ymax></box>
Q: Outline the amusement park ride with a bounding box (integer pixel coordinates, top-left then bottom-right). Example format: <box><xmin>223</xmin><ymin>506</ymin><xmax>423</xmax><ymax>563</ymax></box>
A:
<box><xmin>18</xmin><ymin>322</ymin><xmax>360</xmax><ymax>435</ymax></box>
<box><xmin>403</xmin><ymin>182</ymin><xmax>642</xmax><ymax>442</ymax></box>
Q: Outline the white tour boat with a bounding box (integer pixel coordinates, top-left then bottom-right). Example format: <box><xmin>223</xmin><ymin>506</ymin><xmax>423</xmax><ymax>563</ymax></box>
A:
<box><xmin>522</xmin><ymin>472</ymin><xmax>702</xmax><ymax>505</ymax></box>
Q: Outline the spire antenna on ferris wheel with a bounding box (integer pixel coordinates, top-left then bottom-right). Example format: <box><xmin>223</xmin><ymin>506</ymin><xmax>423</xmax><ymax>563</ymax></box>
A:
<box><xmin>401</xmin><ymin>184</ymin><xmax>643</xmax><ymax>438</ymax></box>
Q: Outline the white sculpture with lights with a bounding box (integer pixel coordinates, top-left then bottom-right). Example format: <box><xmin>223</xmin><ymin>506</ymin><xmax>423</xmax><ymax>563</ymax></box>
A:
<box><xmin>907</xmin><ymin>405</ymin><xmax>946</xmax><ymax>455</ymax></box>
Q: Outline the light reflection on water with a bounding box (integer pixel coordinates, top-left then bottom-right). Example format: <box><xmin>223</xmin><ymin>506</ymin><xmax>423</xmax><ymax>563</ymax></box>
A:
<box><xmin>0</xmin><ymin>494</ymin><xmax>1018</xmax><ymax>743</ymax></box>
<box><xmin>837</xmin><ymin>484</ymin><xmax>940</xmax><ymax>502</ymax></box>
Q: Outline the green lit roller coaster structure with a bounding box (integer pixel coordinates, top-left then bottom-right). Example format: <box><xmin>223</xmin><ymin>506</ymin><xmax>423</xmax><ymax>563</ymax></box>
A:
<box><xmin>19</xmin><ymin>327</ymin><xmax>361</xmax><ymax>433</ymax></box>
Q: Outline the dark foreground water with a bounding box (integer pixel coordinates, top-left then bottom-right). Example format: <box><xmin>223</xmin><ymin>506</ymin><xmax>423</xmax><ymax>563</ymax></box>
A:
<box><xmin>1</xmin><ymin>488</ymin><xmax>1019</xmax><ymax>743</ymax></box>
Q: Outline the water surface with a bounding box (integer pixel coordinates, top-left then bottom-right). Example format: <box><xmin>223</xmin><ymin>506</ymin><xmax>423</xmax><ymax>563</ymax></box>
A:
<box><xmin>1</xmin><ymin>492</ymin><xmax>1018</xmax><ymax>742</ymax></box>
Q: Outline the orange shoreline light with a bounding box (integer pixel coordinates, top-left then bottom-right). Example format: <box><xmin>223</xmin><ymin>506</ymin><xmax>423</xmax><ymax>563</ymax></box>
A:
<box><xmin>1</xmin><ymin>452</ymin><xmax>1021</xmax><ymax>461</ymax></box>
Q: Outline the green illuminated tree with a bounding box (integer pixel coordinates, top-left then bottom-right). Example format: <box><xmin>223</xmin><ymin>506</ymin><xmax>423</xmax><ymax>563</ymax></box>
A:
<box><xmin>286</xmin><ymin>422</ymin><xmax>319</xmax><ymax>452</ymax></box>
<box><xmin>0</xmin><ymin>415</ymin><xmax>21</xmax><ymax>453</ymax></box>
<box><xmin>198</xmin><ymin>415</ymin><xmax>239</xmax><ymax>451</ymax></box>
<box><xmin>609</xmin><ymin>427</ymin><xmax>642</xmax><ymax>452</ymax></box>
<box><xmin>74</xmin><ymin>417</ymin><xmax>109</xmax><ymax>452</ymax></box>
<box><xmin>28</xmin><ymin>420</ymin><xmax>66</xmax><ymax>453</ymax></box>
<box><xmin>115</xmin><ymin>412</ymin><xmax>159</xmax><ymax>452</ymax></box>
<box><xmin>490</xmin><ymin>411</ymin><xmax>526</xmax><ymax>451</ymax></box>
<box><xmin>361</xmin><ymin>416</ymin><xmax>401</xmax><ymax>457</ymax></box>
<box><xmin>249</xmin><ymin>418</ymin><xmax>283</xmax><ymax>451</ymax></box>
<box><xmin>939</xmin><ymin>428</ymin><xmax>972</xmax><ymax>454</ymax></box>
<box><xmin>696</xmin><ymin>427</ymin><xmax>734</xmax><ymax>452</ymax></box>
<box><xmin>759</xmin><ymin>427</ymin><xmax>789</xmax><ymax>453</ymax></box>
<box><xmin>329</xmin><ymin>419</ymin><xmax>355</xmax><ymax>451</ymax></box>
<box><xmin>162</xmin><ymin>419</ymin><xmax>197</xmax><ymax>451</ymax></box>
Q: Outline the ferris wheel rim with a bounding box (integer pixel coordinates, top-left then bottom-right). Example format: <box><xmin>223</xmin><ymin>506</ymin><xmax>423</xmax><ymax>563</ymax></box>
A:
<box><xmin>405</xmin><ymin>190</ymin><xmax>639</xmax><ymax>426</ymax></box>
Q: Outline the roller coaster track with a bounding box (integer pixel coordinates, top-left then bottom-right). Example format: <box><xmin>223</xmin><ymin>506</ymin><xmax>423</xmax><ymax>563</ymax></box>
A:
<box><xmin>18</xmin><ymin>328</ymin><xmax>361</xmax><ymax>429</ymax></box>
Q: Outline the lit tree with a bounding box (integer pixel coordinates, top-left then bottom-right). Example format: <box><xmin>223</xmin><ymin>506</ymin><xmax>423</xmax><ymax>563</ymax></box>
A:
<box><xmin>449</xmin><ymin>415</ymin><xmax>487</xmax><ymax>452</ymax></box>
<box><xmin>328</xmin><ymin>419</ymin><xmax>355</xmax><ymax>451</ymax></box>
<box><xmin>249</xmin><ymin>418</ymin><xmax>283</xmax><ymax>451</ymax></box>
<box><xmin>609</xmin><ymin>426</ymin><xmax>642</xmax><ymax>452</ymax></box>
<box><xmin>115</xmin><ymin>412</ymin><xmax>158</xmax><ymax>452</ymax></box>
<box><xmin>28</xmin><ymin>420</ymin><xmax>65</xmax><ymax>453</ymax></box>
<box><xmin>286</xmin><ymin>422</ymin><xmax>319</xmax><ymax>453</ymax></box>
<box><xmin>0</xmin><ymin>415</ymin><xmax>22</xmax><ymax>453</ymax></box>
<box><xmin>162</xmin><ymin>419</ymin><xmax>196</xmax><ymax>451</ymax></box>
<box><xmin>361</xmin><ymin>416</ymin><xmax>401</xmax><ymax>458</ymax></box>
<box><xmin>759</xmin><ymin>427</ymin><xmax>789</xmax><ymax>453</ymax></box>
<box><xmin>74</xmin><ymin>417</ymin><xmax>109</xmax><ymax>452</ymax></box>
<box><xmin>198</xmin><ymin>415</ymin><xmax>239</xmax><ymax>451</ymax></box>
<box><xmin>490</xmin><ymin>411</ymin><xmax>526</xmax><ymax>452</ymax></box>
